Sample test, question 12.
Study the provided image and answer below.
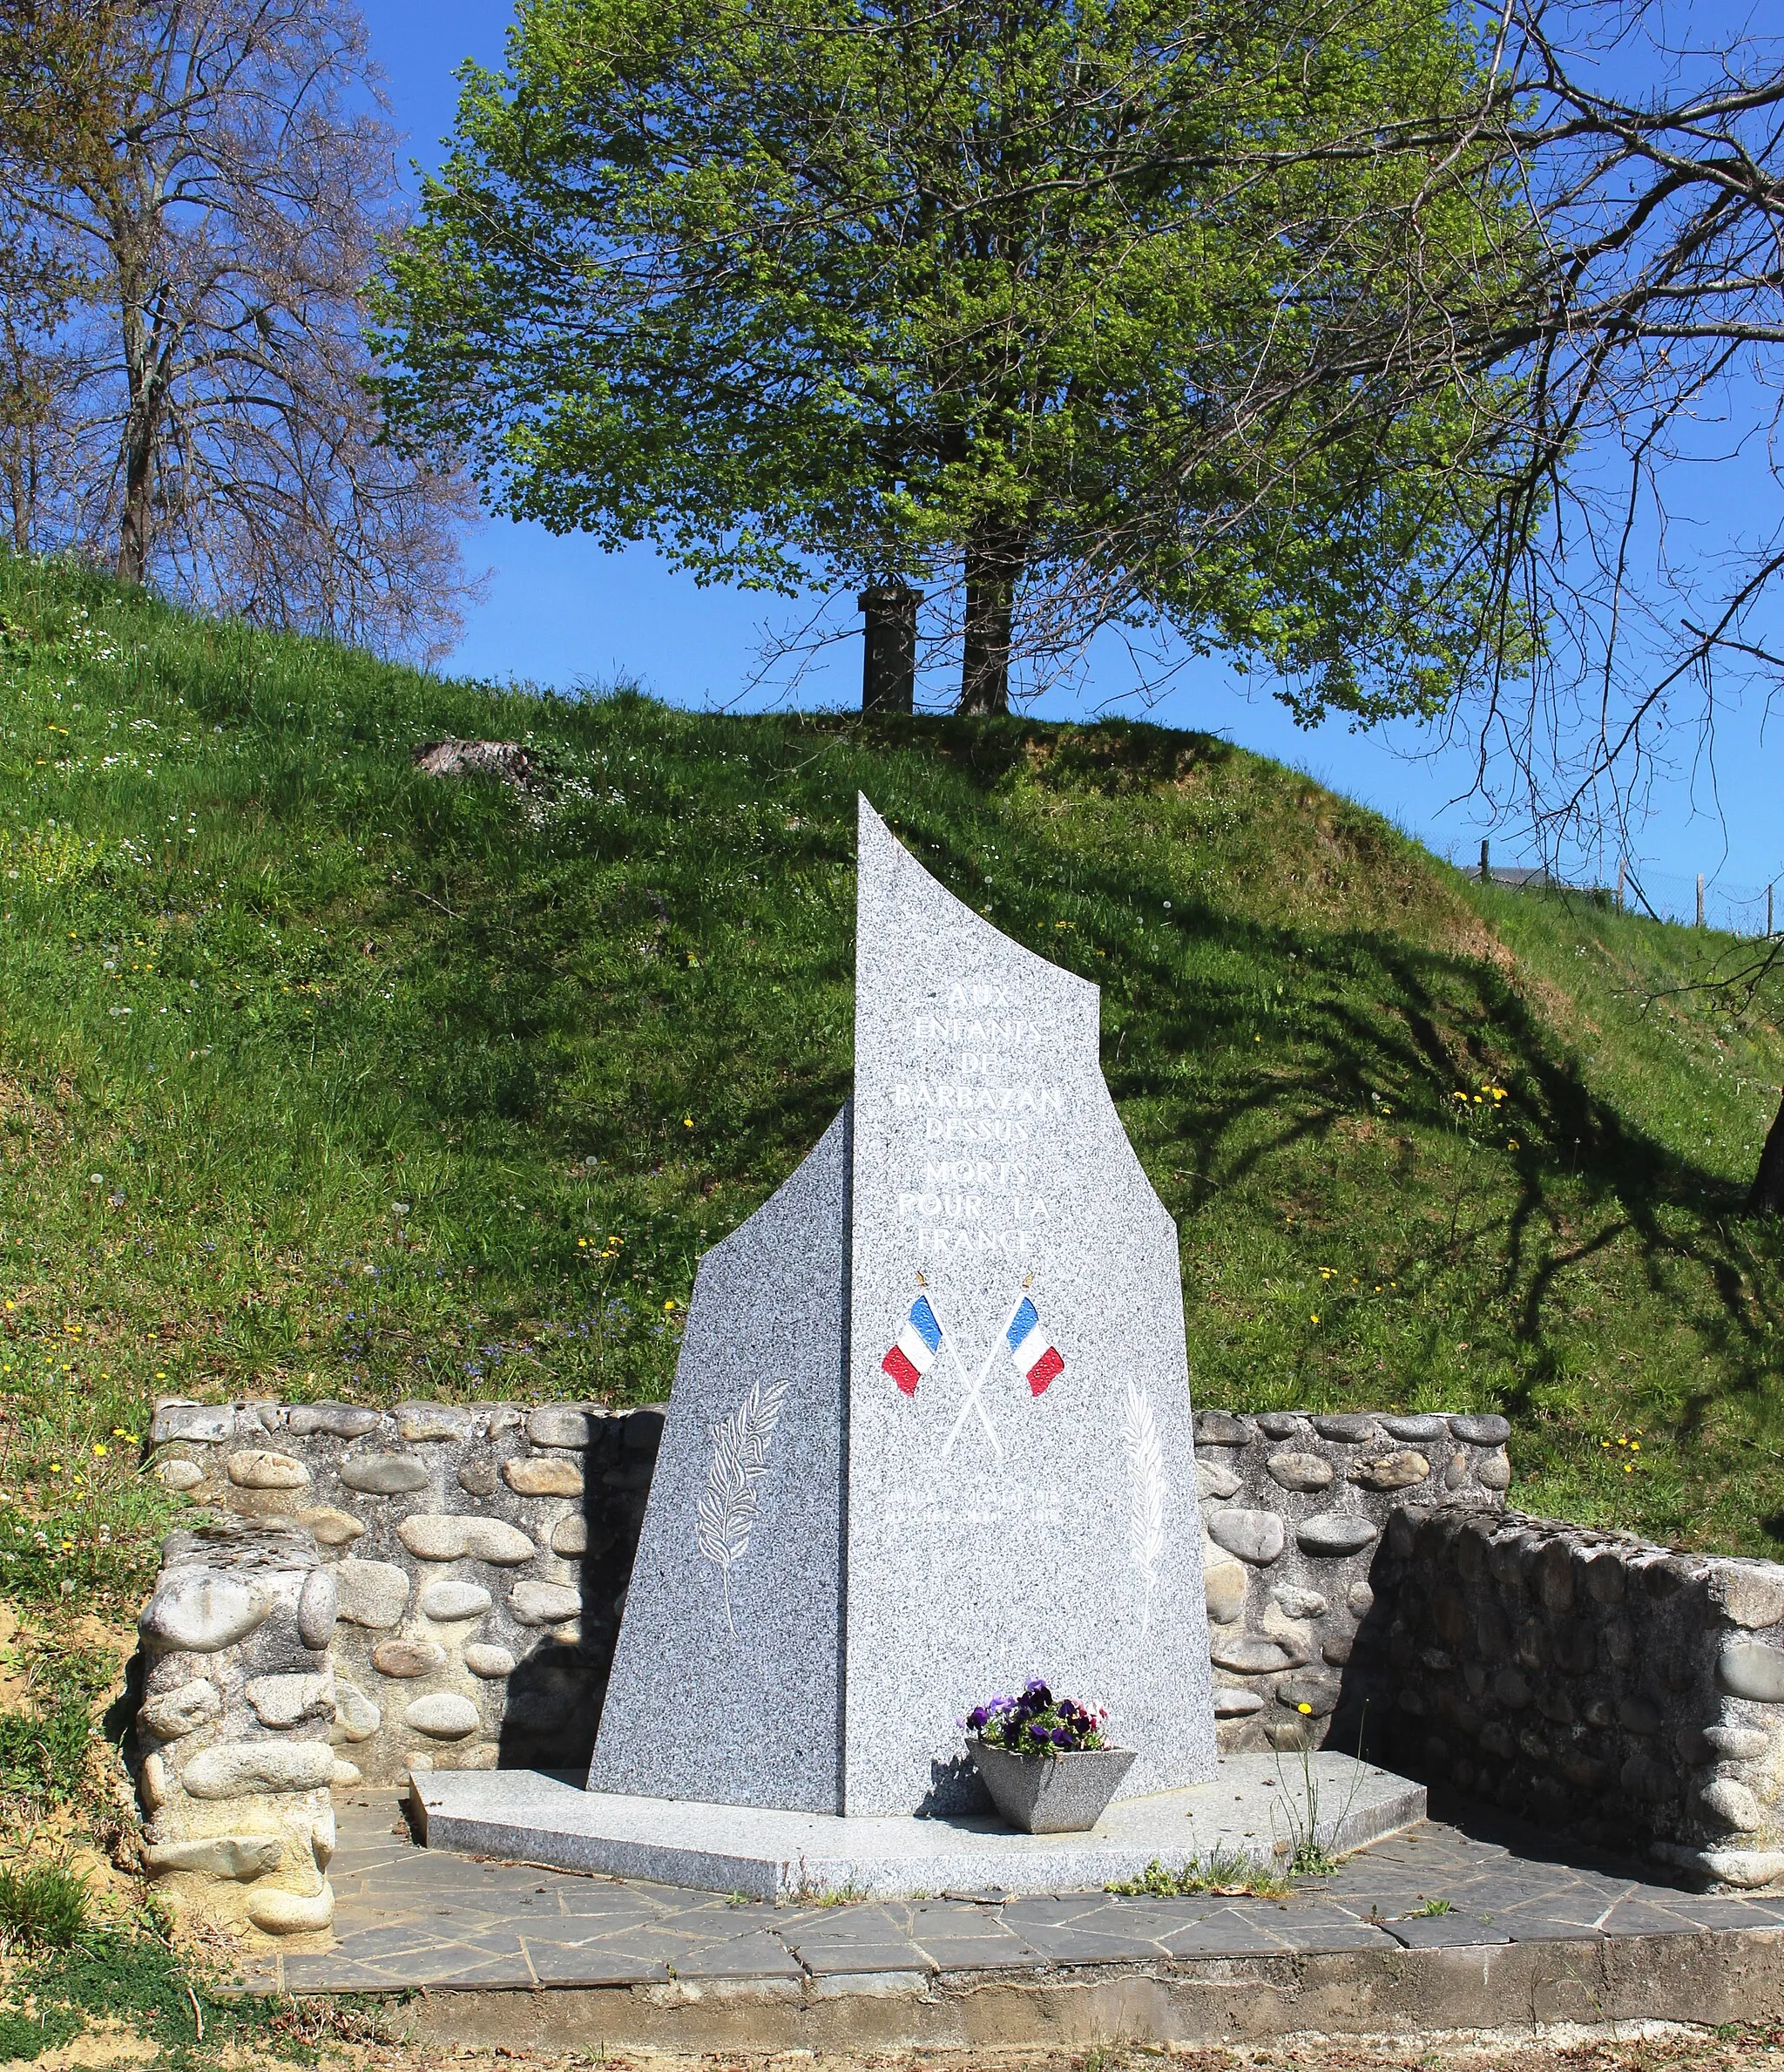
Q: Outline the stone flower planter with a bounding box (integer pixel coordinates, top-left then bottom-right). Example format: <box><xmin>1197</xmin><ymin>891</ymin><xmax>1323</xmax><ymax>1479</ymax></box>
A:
<box><xmin>969</xmin><ymin>1739</ymin><xmax>1136</xmax><ymax>1833</ymax></box>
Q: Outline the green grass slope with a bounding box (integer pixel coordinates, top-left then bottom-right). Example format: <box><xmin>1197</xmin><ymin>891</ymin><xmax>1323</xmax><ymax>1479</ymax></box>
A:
<box><xmin>0</xmin><ymin>548</ymin><xmax>1781</xmax><ymax>1595</ymax></box>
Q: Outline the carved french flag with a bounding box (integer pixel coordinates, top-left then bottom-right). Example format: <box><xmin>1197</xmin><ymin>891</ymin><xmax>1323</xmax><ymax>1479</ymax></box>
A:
<box><xmin>1006</xmin><ymin>1296</ymin><xmax>1064</xmax><ymax>1396</ymax></box>
<box><xmin>882</xmin><ymin>1293</ymin><xmax>943</xmax><ymax>1397</ymax></box>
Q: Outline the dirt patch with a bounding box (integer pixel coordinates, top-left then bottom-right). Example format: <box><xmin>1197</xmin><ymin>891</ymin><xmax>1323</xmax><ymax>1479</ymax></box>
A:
<box><xmin>206</xmin><ymin>2027</ymin><xmax>1784</xmax><ymax>2072</ymax></box>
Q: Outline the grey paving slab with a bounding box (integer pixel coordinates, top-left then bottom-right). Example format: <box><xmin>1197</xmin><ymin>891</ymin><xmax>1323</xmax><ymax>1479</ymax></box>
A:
<box><xmin>390</xmin><ymin>1946</ymin><xmax>540</xmax><ymax>1988</ymax></box>
<box><xmin>522</xmin><ymin>1944</ymin><xmax>665</xmax><ymax>1987</ymax></box>
<box><xmin>1674</xmin><ymin>1896</ymin><xmax>1784</xmax><ymax>1929</ymax></box>
<box><xmin>987</xmin><ymin>1914</ymin><xmax>1186</xmax><ymax>1963</ymax></box>
<box><xmin>287</xmin><ymin>1789</ymin><xmax>1784</xmax><ymax>1999</ymax></box>
<box><xmin>910</xmin><ymin>1933</ymin><xmax>1047</xmax><ymax>1971</ymax></box>
<box><xmin>1598</xmin><ymin>1899</ymin><xmax>1720</xmax><ymax>1938</ymax></box>
<box><xmin>1265</xmin><ymin>1905</ymin><xmax>1393</xmax><ymax>1950</ymax></box>
<box><xmin>280</xmin><ymin>1959</ymin><xmax>410</xmax><ymax>1992</ymax></box>
<box><xmin>1155</xmin><ymin>1911</ymin><xmax>1301</xmax><ymax>1958</ymax></box>
<box><xmin>789</xmin><ymin>1941</ymin><xmax>936</xmax><ymax>1976</ymax></box>
<box><xmin>1385</xmin><ymin>1913</ymin><xmax>1513</xmax><ymax>1948</ymax></box>
<box><xmin>1499</xmin><ymin>1913</ymin><xmax>1613</xmax><ymax>1942</ymax></box>
<box><xmin>669</xmin><ymin>1933</ymin><xmax>806</xmax><ymax>1981</ymax></box>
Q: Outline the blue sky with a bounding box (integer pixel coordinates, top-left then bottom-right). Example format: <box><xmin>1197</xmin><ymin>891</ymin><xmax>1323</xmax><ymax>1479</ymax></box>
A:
<box><xmin>360</xmin><ymin>0</ymin><xmax>1781</xmax><ymax>909</ymax></box>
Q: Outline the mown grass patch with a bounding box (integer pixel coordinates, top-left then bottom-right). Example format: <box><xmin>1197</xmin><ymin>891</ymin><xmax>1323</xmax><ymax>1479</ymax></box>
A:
<box><xmin>0</xmin><ymin>546</ymin><xmax>1774</xmax><ymax>1587</ymax></box>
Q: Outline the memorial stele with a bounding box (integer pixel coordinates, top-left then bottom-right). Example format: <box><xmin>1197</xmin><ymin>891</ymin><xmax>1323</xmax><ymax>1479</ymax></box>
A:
<box><xmin>585</xmin><ymin>796</ymin><xmax>1217</xmax><ymax>1816</ymax></box>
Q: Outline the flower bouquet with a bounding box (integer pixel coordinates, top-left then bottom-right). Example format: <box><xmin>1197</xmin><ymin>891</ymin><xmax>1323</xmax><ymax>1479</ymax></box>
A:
<box><xmin>963</xmin><ymin>1680</ymin><xmax>1135</xmax><ymax>1833</ymax></box>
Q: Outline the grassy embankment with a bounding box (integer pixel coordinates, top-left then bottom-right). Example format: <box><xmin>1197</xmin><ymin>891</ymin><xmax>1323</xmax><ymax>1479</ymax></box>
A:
<box><xmin>0</xmin><ymin>545</ymin><xmax>1779</xmax><ymax>2050</ymax></box>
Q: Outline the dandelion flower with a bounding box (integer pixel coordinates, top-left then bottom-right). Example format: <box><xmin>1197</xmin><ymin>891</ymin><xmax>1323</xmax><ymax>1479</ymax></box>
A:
<box><xmin>92</xmin><ymin>1444</ymin><xmax>106</xmax><ymax>1459</ymax></box>
<box><xmin>683</xmin><ymin>1116</ymin><xmax>693</xmax><ymax>1127</ymax></box>
<box><xmin>1310</xmin><ymin>1313</ymin><xmax>1320</xmax><ymax>1324</ymax></box>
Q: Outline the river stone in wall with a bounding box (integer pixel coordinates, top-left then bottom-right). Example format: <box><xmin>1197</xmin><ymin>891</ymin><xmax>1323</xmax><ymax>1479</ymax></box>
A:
<box><xmin>143</xmin><ymin>1394</ymin><xmax>666</xmax><ymax>1786</ymax></box>
<box><xmin>1191</xmin><ymin>1410</ymin><xmax>1509</xmax><ymax>1752</ymax></box>
<box><xmin>1373</xmin><ymin>1506</ymin><xmax>1784</xmax><ymax>1887</ymax></box>
<box><xmin>135</xmin><ymin>1520</ymin><xmax>337</xmax><ymax>1939</ymax></box>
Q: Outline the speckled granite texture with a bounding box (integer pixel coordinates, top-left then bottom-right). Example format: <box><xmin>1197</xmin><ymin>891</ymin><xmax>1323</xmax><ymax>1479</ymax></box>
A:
<box><xmin>846</xmin><ymin>797</ymin><xmax>1215</xmax><ymax>1811</ymax></box>
<box><xmin>587</xmin><ymin>1110</ymin><xmax>849</xmax><ymax>1810</ymax></box>
<box><xmin>415</xmin><ymin>1752</ymin><xmax>1422</xmax><ymax>1899</ymax></box>
<box><xmin>578</xmin><ymin>796</ymin><xmax>1215</xmax><ymax>1822</ymax></box>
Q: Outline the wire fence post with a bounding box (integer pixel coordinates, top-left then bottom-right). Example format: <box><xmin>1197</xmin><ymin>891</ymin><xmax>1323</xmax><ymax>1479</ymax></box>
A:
<box><xmin>1697</xmin><ymin>873</ymin><xmax>1706</xmax><ymax>927</ymax></box>
<box><xmin>1617</xmin><ymin>858</ymin><xmax>1625</xmax><ymax>912</ymax></box>
<box><xmin>1480</xmin><ymin>838</ymin><xmax>1490</xmax><ymax>885</ymax></box>
<box><xmin>1770</xmin><ymin>882</ymin><xmax>1775</xmax><ymax>938</ymax></box>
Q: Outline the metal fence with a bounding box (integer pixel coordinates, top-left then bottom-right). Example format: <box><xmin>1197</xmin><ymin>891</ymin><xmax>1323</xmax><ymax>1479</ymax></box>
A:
<box><xmin>1469</xmin><ymin>844</ymin><xmax>1781</xmax><ymax>938</ymax></box>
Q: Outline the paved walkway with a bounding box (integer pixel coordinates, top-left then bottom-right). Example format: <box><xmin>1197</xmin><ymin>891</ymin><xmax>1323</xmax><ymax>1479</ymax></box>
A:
<box><xmin>243</xmin><ymin>1788</ymin><xmax>1784</xmax><ymax>1996</ymax></box>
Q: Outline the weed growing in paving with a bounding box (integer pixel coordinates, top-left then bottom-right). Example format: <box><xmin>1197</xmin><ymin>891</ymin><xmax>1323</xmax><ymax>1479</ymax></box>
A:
<box><xmin>1108</xmin><ymin>1850</ymin><xmax>1290</xmax><ymax>1899</ymax></box>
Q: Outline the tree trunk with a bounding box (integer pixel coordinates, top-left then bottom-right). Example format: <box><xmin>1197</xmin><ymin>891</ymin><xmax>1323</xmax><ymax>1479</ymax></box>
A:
<box><xmin>112</xmin><ymin>235</ymin><xmax>157</xmax><ymax>586</ymax></box>
<box><xmin>958</xmin><ymin>532</ymin><xmax>1018</xmax><ymax>714</ymax></box>
<box><xmin>1749</xmin><ymin>1088</ymin><xmax>1784</xmax><ymax>1215</ymax></box>
<box><xmin>115</xmin><ymin>406</ymin><xmax>154</xmax><ymax>585</ymax></box>
<box><xmin>860</xmin><ymin>584</ymin><xmax>919</xmax><ymax>714</ymax></box>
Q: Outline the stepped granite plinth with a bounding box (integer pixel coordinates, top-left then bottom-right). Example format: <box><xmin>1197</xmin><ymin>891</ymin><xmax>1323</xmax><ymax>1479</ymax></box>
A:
<box><xmin>409</xmin><ymin>797</ymin><xmax>1430</xmax><ymax>1895</ymax></box>
<box><xmin>411</xmin><ymin>1753</ymin><xmax>1424</xmax><ymax>1900</ymax></box>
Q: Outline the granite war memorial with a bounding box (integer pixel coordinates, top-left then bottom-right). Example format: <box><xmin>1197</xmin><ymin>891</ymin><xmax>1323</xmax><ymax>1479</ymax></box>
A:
<box><xmin>131</xmin><ymin>798</ymin><xmax>1784</xmax><ymax>1933</ymax></box>
<box><xmin>408</xmin><ymin>796</ymin><xmax>1377</xmax><ymax>1893</ymax></box>
<box><xmin>585</xmin><ymin>795</ymin><xmax>1218</xmax><ymax>1815</ymax></box>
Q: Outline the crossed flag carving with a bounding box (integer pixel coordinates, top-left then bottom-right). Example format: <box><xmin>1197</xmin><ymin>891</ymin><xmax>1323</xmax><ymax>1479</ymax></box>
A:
<box><xmin>881</xmin><ymin>1276</ymin><xmax>1065</xmax><ymax>1460</ymax></box>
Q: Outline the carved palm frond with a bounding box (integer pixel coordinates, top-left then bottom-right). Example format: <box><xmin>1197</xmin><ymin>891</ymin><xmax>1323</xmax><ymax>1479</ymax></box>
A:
<box><xmin>1120</xmin><ymin>1382</ymin><xmax>1166</xmax><ymax>1639</ymax></box>
<box><xmin>693</xmin><ymin>1376</ymin><xmax>790</xmax><ymax>1635</ymax></box>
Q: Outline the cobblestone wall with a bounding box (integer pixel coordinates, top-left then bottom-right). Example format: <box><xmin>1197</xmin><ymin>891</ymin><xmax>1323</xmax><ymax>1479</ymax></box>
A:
<box><xmin>1193</xmin><ymin>1409</ymin><xmax>1510</xmax><ymax>1750</ymax></box>
<box><xmin>136</xmin><ymin>1520</ymin><xmax>341</xmax><ymax>1936</ymax></box>
<box><xmin>135</xmin><ymin>1394</ymin><xmax>1520</xmax><ymax>1933</ymax></box>
<box><xmin>147</xmin><ymin>1398</ymin><xmax>663</xmax><ymax>1784</ymax></box>
<box><xmin>139</xmin><ymin>1401</ymin><xmax>1784</xmax><ymax>1913</ymax></box>
<box><xmin>1367</xmin><ymin>1507</ymin><xmax>1784</xmax><ymax>1887</ymax></box>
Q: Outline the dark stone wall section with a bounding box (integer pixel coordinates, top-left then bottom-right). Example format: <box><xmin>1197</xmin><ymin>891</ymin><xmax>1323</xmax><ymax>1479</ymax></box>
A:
<box><xmin>1364</xmin><ymin>1507</ymin><xmax>1784</xmax><ymax>1887</ymax></box>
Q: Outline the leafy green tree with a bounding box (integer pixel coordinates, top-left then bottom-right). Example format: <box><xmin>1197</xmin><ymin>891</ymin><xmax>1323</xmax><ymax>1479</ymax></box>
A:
<box><xmin>377</xmin><ymin>0</ymin><xmax>1533</xmax><ymax>713</ymax></box>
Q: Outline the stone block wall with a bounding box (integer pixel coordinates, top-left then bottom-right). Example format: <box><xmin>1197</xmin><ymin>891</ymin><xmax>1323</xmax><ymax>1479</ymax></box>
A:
<box><xmin>136</xmin><ymin>1520</ymin><xmax>341</xmax><ymax>1936</ymax></box>
<box><xmin>147</xmin><ymin>1397</ymin><xmax>663</xmax><ymax>1783</ymax></box>
<box><xmin>136</xmin><ymin>1399</ymin><xmax>1784</xmax><ymax>1912</ymax></box>
<box><xmin>1193</xmin><ymin>1409</ymin><xmax>1510</xmax><ymax>1751</ymax></box>
<box><xmin>1367</xmin><ymin>1507</ymin><xmax>1784</xmax><ymax>1887</ymax></box>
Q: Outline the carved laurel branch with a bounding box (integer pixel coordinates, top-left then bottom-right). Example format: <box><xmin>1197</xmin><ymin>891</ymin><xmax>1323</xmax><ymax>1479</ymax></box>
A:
<box><xmin>1120</xmin><ymin>1381</ymin><xmax>1166</xmax><ymax>1640</ymax></box>
<box><xmin>693</xmin><ymin>1376</ymin><xmax>791</xmax><ymax>1635</ymax></box>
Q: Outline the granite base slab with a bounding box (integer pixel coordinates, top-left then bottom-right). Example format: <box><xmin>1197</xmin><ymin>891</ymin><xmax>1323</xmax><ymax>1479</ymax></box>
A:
<box><xmin>410</xmin><ymin>1753</ymin><xmax>1423</xmax><ymax>1900</ymax></box>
